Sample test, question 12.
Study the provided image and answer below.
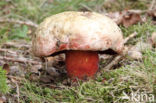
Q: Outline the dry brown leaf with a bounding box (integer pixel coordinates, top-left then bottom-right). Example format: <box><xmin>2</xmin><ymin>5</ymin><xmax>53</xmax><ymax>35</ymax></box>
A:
<box><xmin>105</xmin><ymin>10</ymin><xmax>142</xmax><ymax>27</ymax></box>
<box><xmin>2</xmin><ymin>63</ymin><xmax>10</xmax><ymax>74</ymax></box>
<box><xmin>40</xmin><ymin>75</ymin><xmax>53</xmax><ymax>83</ymax></box>
<box><xmin>121</xmin><ymin>12</ymin><xmax>142</xmax><ymax>27</ymax></box>
<box><xmin>29</xmin><ymin>73</ymin><xmax>39</xmax><ymax>82</ymax></box>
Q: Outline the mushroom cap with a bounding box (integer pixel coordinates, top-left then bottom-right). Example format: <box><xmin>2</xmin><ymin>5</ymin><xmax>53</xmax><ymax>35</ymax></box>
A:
<box><xmin>32</xmin><ymin>11</ymin><xmax>124</xmax><ymax>57</ymax></box>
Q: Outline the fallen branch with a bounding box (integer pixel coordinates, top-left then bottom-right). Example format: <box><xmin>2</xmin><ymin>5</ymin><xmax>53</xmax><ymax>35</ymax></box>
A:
<box><xmin>0</xmin><ymin>18</ymin><xmax>38</xmax><ymax>28</ymax></box>
<box><xmin>104</xmin><ymin>32</ymin><xmax>137</xmax><ymax>71</ymax></box>
<box><xmin>0</xmin><ymin>56</ymin><xmax>41</xmax><ymax>65</ymax></box>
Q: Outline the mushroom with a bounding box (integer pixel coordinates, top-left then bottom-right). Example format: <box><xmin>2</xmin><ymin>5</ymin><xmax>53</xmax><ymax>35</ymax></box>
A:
<box><xmin>32</xmin><ymin>11</ymin><xmax>124</xmax><ymax>80</ymax></box>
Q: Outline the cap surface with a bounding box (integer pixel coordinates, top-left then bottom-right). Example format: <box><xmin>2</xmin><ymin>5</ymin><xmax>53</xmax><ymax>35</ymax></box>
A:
<box><xmin>32</xmin><ymin>11</ymin><xmax>124</xmax><ymax>57</ymax></box>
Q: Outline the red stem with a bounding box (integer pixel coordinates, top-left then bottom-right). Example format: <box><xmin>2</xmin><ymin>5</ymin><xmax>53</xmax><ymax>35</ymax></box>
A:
<box><xmin>65</xmin><ymin>50</ymin><xmax>99</xmax><ymax>79</ymax></box>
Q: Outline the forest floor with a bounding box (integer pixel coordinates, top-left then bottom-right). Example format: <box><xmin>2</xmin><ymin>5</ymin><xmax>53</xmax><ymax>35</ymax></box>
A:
<box><xmin>0</xmin><ymin>0</ymin><xmax>156</xmax><ymax>103</ymax></box>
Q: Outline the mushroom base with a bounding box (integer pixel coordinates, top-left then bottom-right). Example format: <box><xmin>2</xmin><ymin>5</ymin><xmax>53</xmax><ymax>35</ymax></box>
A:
<box><xmin>65</xmin><ymin>50</ymin><xmax>99</xmax><ymax>80</ymax></box>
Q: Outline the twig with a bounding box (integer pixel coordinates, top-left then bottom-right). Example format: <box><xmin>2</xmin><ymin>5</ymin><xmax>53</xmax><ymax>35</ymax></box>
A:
<box><xmin>127</xmin><ymin>9</ymin><xmax>147</xmax><ymax>14</ymax></box>
<box><xmin>0</xmin><ymin>18</ymin><xmax>38</xmax><ymax>28</ymax></box>
<box><xmin>15</xmin><ymin>82</ymin><xmax>20</xmax><ymax>103</ymax></box>
<box><xmin>8</xmin><ymin>75</ymin><xmax>24</xmax><ymax>103</ymax></box>
<box><xmin>0</xmin><ymin>56</ymin><xmax>41</xmax><ymax>65</ymax></box>
<box><xmin>124</xmin><ymin>32</ymin><xmax>137</xmax><ymax>44</ymax></box>
<box><xmin>104</xmin><ymin>32</ymin><xmax>137</xmax><ymax>71</ymax></box>
<box><xmin>7</xmin><ymin>75</ymin><xmax>25</xmax><ymax>82</ymax></box>
<box><xmin>2</xmin><ymin>41</ymin><xmax>30</xmax><ymax>49</ymax></box>
<box><xmin>0</xmin><ymin>48</ymin><xmax>17</xmax><ymax>55</ymax></box>
<box><xmin>104</xmin><ymin>55</ymin><xmax>122</xmax><ymax>70</ymax></box>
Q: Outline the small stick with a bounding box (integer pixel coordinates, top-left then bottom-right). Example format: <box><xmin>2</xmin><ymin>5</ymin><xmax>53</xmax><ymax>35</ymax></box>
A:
<box><xmin>0</xmin><ymin>18</ymin><xmax>38</xmax><ymax>28</ymax></box>
<box><xmin>7</xmin><ymin>75</ymin><xmax>25</xmax><ymax>81</ymax></box>
<box><xmin>0</xmin><ymin>56</ymin><xmax>41</xmax><ymax>65</ymax></box>
<box><xmin>15</xmin><ymin>82</ymin><xmax>20</xmax><ymax>103</ymax></box>
<box><xmin>127</xmin><ymin>9</ymin><xmax>147</xmax><ymax>14</ymax></box>
<box><xmin>2</xmin><ymin>41</ymin><xmax>30</xmax><ymax>48</ymax></box>
<box><xmin>104</xmin><ymin>32</ymin><xmax>137</xmax><ymax>70</ymax></box>
<box><xmin>0</xmin><ymin>48</ymin><xmax>17</xmax><ymax>54</ymax></box>
<box><xmin>104</xmin><ymin>55</ymin><xmax>122</xmax><ymax>70</ymax></box>
<box><xmin>9</xmin><ymin>76</ymin><xmax>24</xmax><ymax>103</ymax></box>
<box><xmin>123</xmin><ymin>32</ymin><xmax>137</xmax><ymax>44</ymax></box>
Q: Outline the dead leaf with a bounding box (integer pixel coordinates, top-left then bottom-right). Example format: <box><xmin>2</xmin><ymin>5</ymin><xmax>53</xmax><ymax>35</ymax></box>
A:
<box><xmin>105</xmin><ymin>10</ymin><xmax>145</xmax><ymax>27</ymax></box>
<box><xmin>29</xmin><ymin>73</ymin><xmax>39</xmax><ymax>81</ymax></box>
<box><xmin>121</xmin><ymin>12</ymin><xmax>142</xmax><ymax>27</ymax></box>
<box><xmin>2</xmin><ymin>63</ymin><xmax>10</xmax><ymax>74</ymax></box>
<box><xmin>40</xmin><ymin>75</ymin><xmax>53</xmax><ymax>83</ymax></box>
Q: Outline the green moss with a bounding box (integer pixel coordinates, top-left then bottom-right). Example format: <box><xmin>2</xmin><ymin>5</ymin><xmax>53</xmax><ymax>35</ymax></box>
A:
<box><xmin>9</xmin><ymin>25</ymin><xmax>30</xmax><ymax>41</ymax></box>
<box><xmin>0</xmin><ymin>67</ymin><xmax>9</xmax><ymax>94</ymax></box>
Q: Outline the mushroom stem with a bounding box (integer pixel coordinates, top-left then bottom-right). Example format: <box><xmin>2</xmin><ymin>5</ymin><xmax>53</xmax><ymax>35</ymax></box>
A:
<box><xmin>65</xmin><ymin>50</ymin><xmax>99</xmax><ymax>79</ymax></box>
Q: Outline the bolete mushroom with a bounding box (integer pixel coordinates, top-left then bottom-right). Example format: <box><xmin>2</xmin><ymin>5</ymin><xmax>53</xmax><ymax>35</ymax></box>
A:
<box><xmin>32</xmin><ymin>11</ymin><xmax>124</xmax><ymax>80</ymax></box>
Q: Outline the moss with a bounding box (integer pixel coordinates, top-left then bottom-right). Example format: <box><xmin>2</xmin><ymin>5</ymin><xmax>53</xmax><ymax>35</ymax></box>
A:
<box><xmin>0</xmin><ymin>67</ymin><xmax>9</xmax><ymax>94</ymax></box>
